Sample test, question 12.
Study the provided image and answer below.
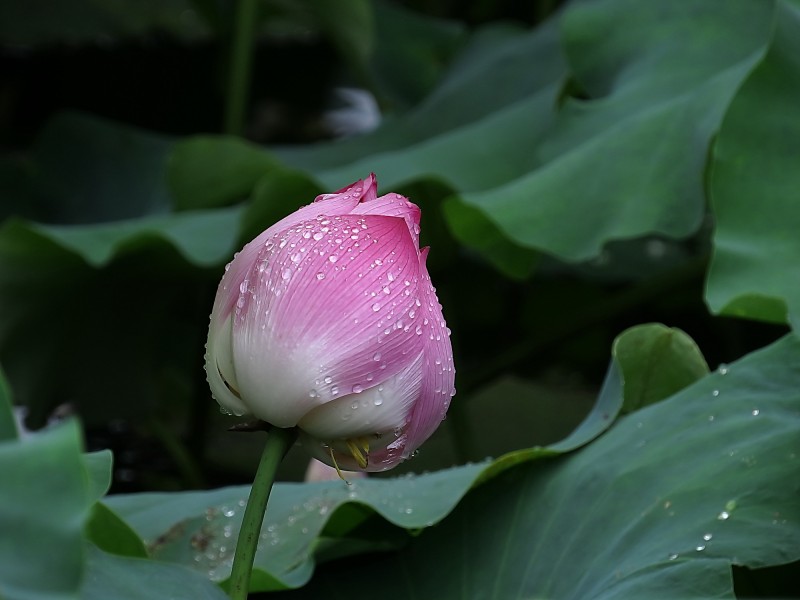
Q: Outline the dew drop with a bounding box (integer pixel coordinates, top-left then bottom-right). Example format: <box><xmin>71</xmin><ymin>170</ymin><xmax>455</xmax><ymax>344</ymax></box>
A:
<box><xmin>711</xmin><ymin>389</ymin><xmax>720</xmax><ymax>397</ymax></box>
<box><xmin>316</xmin><ymin>272</ymin><xmax>325</xmax><ymax>280</ymax></box>
<box><xmin>328</xmin><ymin>255</ymin><xmax>338</xmax><ymax>263</ymax></box>
<box><xmin>352</xmin><ymin>384</ymin><xmax>364</xmax><ymax>394</ymax></box>
<box><xmin>324</xmin><ymin>376</ymin><xmax>332</xmax><ymax>384</ymax></box>
<box><xmin>695</xmin><ymin>545</ymin><xmax>705</xmax><ymax>552</ymax></box>
<box><xmin>717</xmin><ymin>511</ymin><xmax>730</xmax><ymax>520</ymax></box>
<box><xmin>751</xmin><ymin>409</ymin><xmax>760</xmax><ymax>416</ymax></box>
<box><xmin>373</xmin><ymin>396</ymin><xmax>383</xmax><ymax>406</ymax></box>
<box><xmin>373</xmin><ymin>352</ymin><xmax>381</xmax><ymax>361</ymax></box>
<box><xmin>372</xmin><ymin>303</ymin><xmax>381</xmax><ymax>312</ymax></box>
<box><xmin>703</xmin><ymin>533</ymin><xmax>713</xmax><ymax>541</ymax></box>
<box><xmin>668</xmin><ymin>553</ymin><xmax>679</xmax><ymax>561</ymax></box>
<box><xmin>282</xmin><ymin>268</ymin><xmax>292</xmax><ymax>280</ymax></box>
<box><xmin>331</xmin><ymin>385</ymin><xmax>339</xmax><ymax>396</ymax></box>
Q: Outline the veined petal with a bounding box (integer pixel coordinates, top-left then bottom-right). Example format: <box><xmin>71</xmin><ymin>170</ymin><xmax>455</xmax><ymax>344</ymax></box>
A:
<box><xmin>205</xmin><ymin>314</ymin><xmax>250</xmax><ymax>417</ymax></box>
<box><xmin>400</xmin><ymin>248</ymin><xmax>456</xmax><ymax>459</ymax></box>
<box><xmin>210</xmin><ymin>177</ymin><xmax>376</xmax><ymax>334</ymax></box>
<box><xmin>299</xmin><ymin>351</ymin><xmax>424</xmax><ymax>440</ymax></box>
<box><xmin>230</xmin><ymin>213</ymin><xmax>425</xmax><ymax>427</ymax></box>
<box><xmin>322</xmin><ymin>173</ymin><xmax>377</xmax><ymax>204</ymax></box>
<box><xmin>351</xmin><ymin>192</ymin><xmax>421</xmax><ymax>248</ymax></box>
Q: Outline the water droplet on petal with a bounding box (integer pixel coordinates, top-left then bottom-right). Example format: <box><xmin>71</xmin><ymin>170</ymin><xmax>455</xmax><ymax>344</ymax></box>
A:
<box><xmin>751</xmin><ymin>409</ymin><xmax>760</xmax><ymax>416</ymax></box>
<box><xmin>372</xmin><ymin>303</ymin><xmax>381</xmax><ymax>312</ymax></box>
<box><xmin>316</xmin><ymin>272</ymin><xmax>325</xmax><ymax>280</ymax></box>
<box><xmin>352</xmin><ymin>384</ymin><xmax>364</xmax><ymax>394</ymax></box>
<box><xmin>703</xmin><ymin>533</ymin><xmax>713</xmax><ymax>541</ymax></box>
<box><xmin>712</xmin><ymin>389</ymin><xmax>720</xmax><ymax>397</ymax></box>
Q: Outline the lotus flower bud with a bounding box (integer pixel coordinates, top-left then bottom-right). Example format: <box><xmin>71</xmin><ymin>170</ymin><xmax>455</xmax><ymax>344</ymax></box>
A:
<box><xmin>205</xmin><ymin>175</ymin><xmax>455</xmax><ymax>472</ymax></box>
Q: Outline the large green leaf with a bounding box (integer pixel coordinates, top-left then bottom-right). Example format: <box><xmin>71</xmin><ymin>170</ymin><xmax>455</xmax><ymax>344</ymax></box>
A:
<box><xmin>0</xmin><ymin>114</ymin><xmax>248</xmax><ymax>426</ymax></box>
<box><xmin>0</xmin><ymin>420</ymin><xmax>92</xmax><ymax>600</ymax></box>
<box><xmin>86</xmin><ymin>502</ymin><xmax>149</xmax><ymax>560</ymax></box>
<box><xmin>83</xmin><ymin>450</ymin><xmax>114</xmax><ymax>502</ymax></box>
<box><xmin>614</xmin><ymin>323</ymin><xmax>709</xmax><ymax>413</ymax></box>
<box><xmin>447</xmin><ymin>0</ymin><xmax>773</xmax><ymax>263</ymax></box>
<box><xmin>368</xmin><ymin>0</ymin><xmax>466</xmax><ymax>111</ymax></box>
<box><xmin>167</xmin><ymin>136</ymin><xmax>281</xmax><ymax>211</ymax></box>
<box><xmin>277</xmin><ymin>333</ymin><xmax>800</xmax><ymax>599</ymax></box>
<box><xmin>106</xmin><ymin>463</ymin><xmax>490</xmax><ymax>590</ymax></box>
<box><xmin>706</xmin><ymin>0</ymin><xmax>800</xmax><ymax>327</ymax></box>
<box><xmin>29</xmin><ymin>112</ymin><xmax>173</xmax><ymax>224</ymax></box>
<box><xmin>80</xmin><ymin>544</ymin><xmax>228</xmax><ymax>600</ymax></box>
<box><xmin>0</xmin><ymin>216</ymin><xmax>218</xmax><ymax>426</ymax></box>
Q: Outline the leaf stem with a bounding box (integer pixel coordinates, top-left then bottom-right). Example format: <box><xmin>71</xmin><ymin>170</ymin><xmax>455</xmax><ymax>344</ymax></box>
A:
<box><xmin>224</xmin><ymin>0</ymin><xmax>260</xmax><ymax>136</ymax></box>
<box><xmin>228</xmin><ymin>426</ymin><xmax>297</xmax><ymax>600</ymax></box>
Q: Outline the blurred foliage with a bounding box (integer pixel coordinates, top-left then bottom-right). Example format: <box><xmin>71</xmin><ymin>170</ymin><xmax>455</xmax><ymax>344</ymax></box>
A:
<box><xmin>1</xmin><ymin>0</ymin><xmax>799</xmax><ymax>598</ymax></box>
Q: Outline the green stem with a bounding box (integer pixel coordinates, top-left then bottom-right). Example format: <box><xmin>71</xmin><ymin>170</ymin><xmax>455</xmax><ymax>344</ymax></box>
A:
<box><xmin>228</xmin><ymin>426</ymin><xmax>297</xmax><ymax>600</ymax></box>
<box><xmin>223</xmin><ymin>0</ymin><xmax>260</xmax><ymax>136</ymax></box>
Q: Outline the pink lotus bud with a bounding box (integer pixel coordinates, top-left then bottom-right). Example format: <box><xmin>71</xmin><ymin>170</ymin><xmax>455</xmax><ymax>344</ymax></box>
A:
<box><xmin>205</xmin><ymin>175</ymin><xmax>455</xmax><ymax>472</ymax></box>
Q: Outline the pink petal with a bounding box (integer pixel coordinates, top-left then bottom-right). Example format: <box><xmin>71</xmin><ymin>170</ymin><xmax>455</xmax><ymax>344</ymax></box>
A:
<box><xmin>299</xmin><ymin>351</ymin><xmax>424</xmax><ymax>440</ymax></box>
<box><xmin>399</xmin><ymin>248</ymin><xmax>456</xmax><ymax>459</ymax></box>
<box><xmin>351</xmin><ymin>192</ymin><xmax>421</xmax><ymax>248</ymax></box>
<box><xmin>210</xmin><ymin>176</ymin><xmax>377</xmax><ymax>335</ymax></box>
<box><xmin>230</xmin><ymin>213</ymin><xmax>425</xmax><ymax>427</ymax></box>
<box><xmin>325</xmin><ymin>173</ymin><xmax>378</xmax><ymax>203</ymax></box>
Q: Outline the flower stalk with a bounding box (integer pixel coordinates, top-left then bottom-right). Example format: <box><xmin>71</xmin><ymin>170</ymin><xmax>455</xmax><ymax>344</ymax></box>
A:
<box><xmin>224</xmin><ymin>0</ymin><xmax>259</xmax><ymax>136</ymax></box>
<box><xmin>228</xmin><ymin>425</ymin><xmax>298</xmax><ymax>600</ymax></box>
